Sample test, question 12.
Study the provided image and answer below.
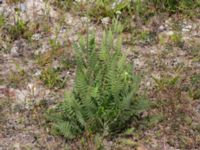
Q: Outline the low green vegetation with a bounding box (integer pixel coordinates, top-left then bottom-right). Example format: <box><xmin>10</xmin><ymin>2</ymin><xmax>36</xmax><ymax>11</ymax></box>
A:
<box><xmin>35</xmin><ymin>42</ymin><xmax>62</xmax><ymax>67</ymax></box>
<box><xmin>51</xmin><ymin>0</ymin><xmax>74</xmax><ymax>11</ymax></box>
<box><xmin>152</xmin><ymin>73</ymin><xmax>197</xmax><ymax>148</ymax></box>
<box><xmin>1</xmin><ymin>0</ymin><xmax>199</xmax><ymax>149</ymax></box>
<box><xmin>47</xmin><ymin>28</ymin><xmax>149</xmax><ymax>139</ymax></box>
<box><xmin>190</xmin><ymin>74</ymin><xmax>200</xmax><ymax>99</ymax></box>
<box><xmin>87</xmin><ymin>0</ymin><xmax>131</xmax><ymax>20</ymax></box>
<box><xmin>149</xmin><ymin>0</ymin><xmax>200</xmax><ymax>12</ymax></box>
<box><xmin>6</xmin><ymin>0</ymin><xmax>25</xmax><ymax>4</ymax></box>
<box><xmin>8</xmin><ymin>64</ymin><xmax>27</xmax><ymax>88</ymax></box>
<box><xmin>0</xmin><ymin>10</ymin><xmax>34</xmax><ymax>42</ymax></box>
<box><xmin>40</xmin><ymin>67</ymin><xmax>67</xmax><ymax>89</ymax></box>
<box><xmin>130</xmin><ymin>30</ymin><xmax>157</xmax><ymax>46</ymax></box>
<box><xmin>87</xmin><ymin>0</ymin><xmax>199</xmax><ymax>19</ymax></box>
<box><xmin>7</xmin><ymin>19</ymin><xmax>33</xmax><ymax>41</ymax></box>
<box><xmin>170</xmin><ymin>32</ymin><xmax>184</xmax><ymax>47</ymax></box>
<box><xmin>0</xmin><ymin>14</ymin><xmax>5</xmax><ymax>28</ymax></box>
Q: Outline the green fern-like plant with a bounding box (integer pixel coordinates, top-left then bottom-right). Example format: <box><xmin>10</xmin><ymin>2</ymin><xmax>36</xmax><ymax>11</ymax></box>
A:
<box><xmin>47</xmin><ymin>30</ymin><xmax>149</xmax><ymax>139</ymax></box>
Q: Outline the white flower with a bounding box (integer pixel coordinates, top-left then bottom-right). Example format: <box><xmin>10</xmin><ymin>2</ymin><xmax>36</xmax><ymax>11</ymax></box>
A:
<box><xmin>116</xmin><ymin>11</ymin><xmax>121</xmax><ymax>15</ymax></box>
<box><xmin>101</xmin><ymin>17</ymin><xmax>110</xmax><ymax>25</ymax></box>
<box><xmin>31</xmin><ymin>33</ymin><xmax>42</xmax><ymax>41</ymax></box>
<box><xmin>75</xmin><ymin>0</ymin><xmax>86</xmax><ymax>3</ymax></box>
<box><xmin>166</xmin><ymin>31</ymin><xmax>174</xmax><ymax>36</ymax></box>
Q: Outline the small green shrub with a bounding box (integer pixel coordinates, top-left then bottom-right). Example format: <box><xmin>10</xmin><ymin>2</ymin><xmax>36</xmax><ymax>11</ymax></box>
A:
<box><xmin>47</xmin><ymin>30</ymin><xmax>149</xmax><ymax>139</ymax></box>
